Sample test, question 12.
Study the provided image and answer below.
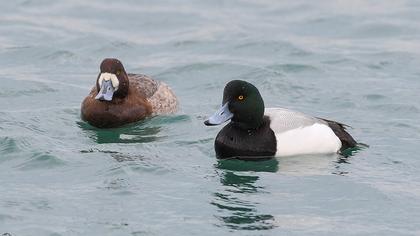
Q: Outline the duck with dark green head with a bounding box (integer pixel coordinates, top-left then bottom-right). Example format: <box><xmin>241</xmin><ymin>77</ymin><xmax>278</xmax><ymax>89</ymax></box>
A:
<box><xmin>205</xmin><ymin>80</ymin><xmax>358</xmax><ymax>159</ymax></box>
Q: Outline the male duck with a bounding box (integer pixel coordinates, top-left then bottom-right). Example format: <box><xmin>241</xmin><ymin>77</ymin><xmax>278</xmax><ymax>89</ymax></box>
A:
<box><xmin>204</xmin><ymin>80</ymin><xmax>357</xmax><ymax>159</ymax></box>
<box><xmin>81</xmin><ymin>58</ymin><xmax>178</xmax><ymax>128</ymax></box>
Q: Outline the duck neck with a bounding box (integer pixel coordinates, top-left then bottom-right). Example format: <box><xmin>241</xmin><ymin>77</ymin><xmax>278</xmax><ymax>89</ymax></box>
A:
<box><xmin>232</xmin><ymin>120</ymin><xmax>264</xmax><ymax>130</ymax></box>
<box><xmin>231</xmin><ymin>109</ymin><xmax>265</xmax><ymax>130</ymax></box>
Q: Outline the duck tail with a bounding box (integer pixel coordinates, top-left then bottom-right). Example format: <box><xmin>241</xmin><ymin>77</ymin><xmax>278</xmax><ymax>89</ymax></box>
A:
<box><xmin>319</xmin><ymin>118</ymin><xmax>358</xmax><ymax>151</ymax></box>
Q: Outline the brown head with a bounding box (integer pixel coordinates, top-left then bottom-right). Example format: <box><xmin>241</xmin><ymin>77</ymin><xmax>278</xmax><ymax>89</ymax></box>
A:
<box><xmin>95</xmin><ymin>58</ymin><xmax>129</xmax><ymax>101</ymax></box>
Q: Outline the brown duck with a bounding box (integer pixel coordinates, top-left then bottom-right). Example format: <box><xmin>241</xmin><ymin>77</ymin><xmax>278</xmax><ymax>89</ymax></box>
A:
<box><xmin>81</xmin><ymin>58</ymin><xmax>178</xmax><ymax>128</ymax></box>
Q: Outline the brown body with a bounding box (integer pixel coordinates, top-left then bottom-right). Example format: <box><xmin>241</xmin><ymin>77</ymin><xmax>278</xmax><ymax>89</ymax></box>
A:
<box><xmin>81</xmin><ymin>72</ymin><xmax>177</xmax><ymax>128</ymax></box>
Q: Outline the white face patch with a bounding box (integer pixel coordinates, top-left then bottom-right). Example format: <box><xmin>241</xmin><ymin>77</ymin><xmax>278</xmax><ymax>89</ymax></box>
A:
<box><xmin>98</xmin><ymin>73</ymin><xmax>120</xmax><ymax>91</ymax></box>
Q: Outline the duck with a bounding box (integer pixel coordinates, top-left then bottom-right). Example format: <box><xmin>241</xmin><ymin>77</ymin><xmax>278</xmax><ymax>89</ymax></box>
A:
<box><xmin>81</xmin><ymin>58</ymin><xmax>178</xmax><ymax>128</ymax></box>
<box><xmin>204</xmin><ymin>80</ymin><xmax>358</xmax><ymax>159</ymax></box>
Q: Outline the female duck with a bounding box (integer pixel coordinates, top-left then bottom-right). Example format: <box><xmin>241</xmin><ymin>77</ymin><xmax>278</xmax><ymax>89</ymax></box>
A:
<box><xmin>204</xmin><ymin>80</ymin><xmax>357</xmax><ymax>159</ymax></box>
<box><xmin>81</xmin><ymin>58</ymin><xmax>178</xmax><ymax>128</ymax></box>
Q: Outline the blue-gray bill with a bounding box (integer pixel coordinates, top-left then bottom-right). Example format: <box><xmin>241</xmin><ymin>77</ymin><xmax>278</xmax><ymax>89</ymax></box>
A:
<box><xmin>204</xmin><ymin>103</ymin><xmax>233</xmax><ymax>126</ymax></box>
<box><xmin>95</xmin><ymin>80</ymin><xmax>115</xmax><ymax>101</ymax></box>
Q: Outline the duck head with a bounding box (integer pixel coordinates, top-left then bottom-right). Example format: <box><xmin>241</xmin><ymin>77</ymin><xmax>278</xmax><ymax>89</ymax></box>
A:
<box><xmin>205</xmin><ymin>80</ymin><xmax>265</xmax><ymax>129</ymax></box>
<box><xmin>95</xmin><ymin>58</ymin><xmax>129</xmax><ymax>101</ymax></box>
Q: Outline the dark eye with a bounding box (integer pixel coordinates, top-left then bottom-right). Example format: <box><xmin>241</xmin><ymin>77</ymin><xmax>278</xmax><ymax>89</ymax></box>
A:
<box><xmin>238</xmin><ymin>95</ymin><xmax>244</xmax><ymax>101</ymax></box>
<box><xmin>116</xmin><ymin>70</ymin><xmax>121</xmax><ymax>76</ymax></box>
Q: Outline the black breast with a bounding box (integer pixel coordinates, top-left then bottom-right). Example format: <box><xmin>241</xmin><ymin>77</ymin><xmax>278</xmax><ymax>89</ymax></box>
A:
<box><xmin>214</xmin><ymin>116</ymin><xmax>277</xmax><ymax>159</ymax></box>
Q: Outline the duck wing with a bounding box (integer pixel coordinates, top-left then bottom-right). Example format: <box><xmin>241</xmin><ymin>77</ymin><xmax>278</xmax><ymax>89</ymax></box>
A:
<box><xmin>128</xmin><ymin>73</ymin><xmax>178</xmax><ymax>115</ymax></box>
<box><xmin>264</xmin><ymin>108</ymin><xmax>322</xmax><ymax>133</ymax></box>
<box><xmin>128</xmin><ymin>73</ymin><xmax>159</xmax><ymax>99</ymax></box>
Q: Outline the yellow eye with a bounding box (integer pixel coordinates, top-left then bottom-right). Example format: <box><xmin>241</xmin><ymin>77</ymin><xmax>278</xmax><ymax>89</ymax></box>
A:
<box><xmin>116</xmin><ymin>70</ymin><xmax>121</xmax><ymax>76</ymax></box>
<box><xmin>238</xmin><ymin>95</ymin><xmax>244</xmax><ymax>100</ymax></box>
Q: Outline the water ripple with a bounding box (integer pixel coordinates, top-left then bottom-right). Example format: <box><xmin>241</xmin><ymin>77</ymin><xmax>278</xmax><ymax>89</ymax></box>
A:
<box><xmin>1</xmin><ymin>0</ymin><xmax>420</xmax><ymax>235</ymax></box>
<box><xmin>14</xmin><ymin>152</ymin><xmax>65</xmax><ymax>170</ymax></box>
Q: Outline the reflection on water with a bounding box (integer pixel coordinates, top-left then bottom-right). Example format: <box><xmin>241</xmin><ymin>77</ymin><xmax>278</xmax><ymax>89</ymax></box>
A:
<box><xmin>216</xmin><ymin>150</ymin><xmax>361</xmax><ymax>176</ymax></box>
<box><xmin>211</xmin><ymin>152</ymin><xmax>362</xmax><ymax>230</ymax></box>
<box><xmin>216</xmin><ymin>158</ymin><xmax>279</xmax><ymax>172</ymax></box>
<box><xmin>78</xmin><ymin>115</ymin><xmax>189</xmax><ymax>144</ymax></box>
<box><xmin>332</xmin><ymin>146</ymin><xmax>366</xmax><ymax>176</ymax></box>
<box><xmin>212</xmin><ymin>159</ymin><xmax>278</xmax><ymax>230</ymax></box>
<box><xmin>78</xmin><ymin>119</ymin><xmax>162</xmax><ymax>144</ymax></box>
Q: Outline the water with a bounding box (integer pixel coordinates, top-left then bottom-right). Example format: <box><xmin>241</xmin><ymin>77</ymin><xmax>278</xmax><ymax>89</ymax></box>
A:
<box><xmin>1</xmin><ymin>0</ymin><xmax>420</xmax><ymax>235</ymax></box>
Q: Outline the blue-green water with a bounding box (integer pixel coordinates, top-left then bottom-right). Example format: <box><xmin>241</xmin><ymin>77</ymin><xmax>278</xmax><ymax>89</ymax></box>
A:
<box><xmin>1</xmin><ymin>1</ymin><xmax>420</xmax><ymax>235</ymax></box>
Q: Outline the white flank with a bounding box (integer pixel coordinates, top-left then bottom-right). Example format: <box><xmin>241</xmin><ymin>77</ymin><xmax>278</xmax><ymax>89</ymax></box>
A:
<box><xmin>264</xmin><ymin>108</ymin><xmax>342</xmax><ymax>157</ymax></box>
<box><xmin>98</xmin><ymin>73</ymin><xmax>119</xmax><ymax>90</ymax></box>
<box><xmin>274</xmin><ymin>123</ymin><xmax>341</xmax><ymax>157</ymax></box>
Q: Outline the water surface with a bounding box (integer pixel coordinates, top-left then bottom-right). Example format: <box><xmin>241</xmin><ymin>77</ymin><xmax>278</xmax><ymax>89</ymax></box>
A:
<box><xmin>1</xmin><ymin>1</ymin><xmax>420</xmax><ymax>235</ymax></box>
